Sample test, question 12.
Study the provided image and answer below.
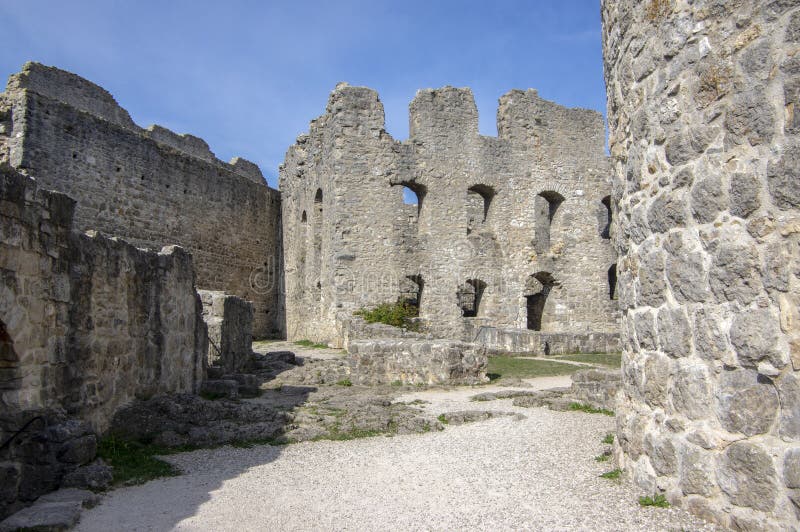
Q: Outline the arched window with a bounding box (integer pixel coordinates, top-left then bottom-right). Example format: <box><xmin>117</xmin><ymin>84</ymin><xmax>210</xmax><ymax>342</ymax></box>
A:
<box><xmin>525</xmin><ymin>272</ymin><xmax>557</xmax><ymax>331</ymax></box>
<box><xmin>600</xmin><ymin>196</ymin><xmax>612</xmax><ymax>239</ymax></box>
<box><xmin>392</xmin><ymin>181</ymin><xmax>427</xmax><ymax>217</ymax></box>
<box><xmin>458</xmin><ymin>279</ymin><xmax>487</xmax><ymax>317</ymax></box>
<box><xmin>466</xmin><ymin>184</ymin><xmax>495</xmax><ymax>234</ymax></box>
<box><xmin>534</xmin><ymin>191</ymin><xmax>564</xmax><ymax>253</ymax></box>
<box><xmin>301</xmin><ymin>210</ymin><xmax>307</xmax><ymax>223</ymax></box>
<box><xmin>608</xmin><ymin>264</ymin><xmax>617</xmax><ymax>300</ymax></box>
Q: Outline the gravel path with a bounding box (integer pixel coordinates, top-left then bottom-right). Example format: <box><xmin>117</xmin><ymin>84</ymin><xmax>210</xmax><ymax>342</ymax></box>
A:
<box><xmin>76</xmin><ymin>378</ymin><xmax>717</xmax><ymax>531</ymax></box>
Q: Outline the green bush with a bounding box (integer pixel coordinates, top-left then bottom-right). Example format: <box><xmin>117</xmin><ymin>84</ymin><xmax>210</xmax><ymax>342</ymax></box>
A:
<box><xmin>354</xmin><ymin>300</ymin><xmax>419</xmax><ymax>330</ymax></box>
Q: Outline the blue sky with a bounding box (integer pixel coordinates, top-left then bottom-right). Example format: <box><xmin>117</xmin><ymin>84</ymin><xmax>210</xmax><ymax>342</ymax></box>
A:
<box><xmin>0</xmin><ymin>0</ymin><xmax>605</xmax><ymax>188</ymax></box>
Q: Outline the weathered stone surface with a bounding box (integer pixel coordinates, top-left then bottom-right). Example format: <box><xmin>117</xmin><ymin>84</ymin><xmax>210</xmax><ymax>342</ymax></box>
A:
<box><xmin>199</xmin><ymin>290</ymin><xmax>254</xmax><ymax>374</ymax></box>
<box><xmin>785</xmin><ymin>448</ymin><xmax>800</xmax><ymax>489</ymax></box>
<box><xmin>472</xmin><ymin>328</ymin><xmax>620</xmax><ymax>356</ymax></box>
<box><xmin>603</xmin><ymin>1</ymin><xmax>799</xmax><ymax>526</ymax></box>
<box><xmin>348</xmin><ymin>340</ymin><xmax>487</xmax><ymax>385</ymax></box>
<box><xmin>680</xmin><ymin>445</ymin><xmax>717</xmax><ymax>496</ymax></box>
<box><xmin>0</xmin><ymin>501</ymin><xmax>81</xmax><ymax>532</ymax></box>
<box><xmin>0</xmin><ymin>166</ymin><xmax>207</xmax><ymax>518</ymax></box>
<box><xmin>718</xmin><ymin>442</ymin><xmax>779</xmax><ymax>512</ymax></box>
<box><xmin>717</xmin><ymin>369</ymin><xmax>779</xmax><ymax>436</ymax></box>
<box><xmin>0</xmin><ymin>62</ymin><xmax>282</xmax><ymax>338</ymax></box>
<box><xmin>730</xmin><ymin>308</ymin><xmax>787</xmax><ymax>370</ymax></box>
<box><xmin>767</xmin><ymin>146</ymin><xmax>800</xmax><ymax>209</ymax></box>
<box><xmin>280</xmin><ymin>83</ymin><xmax>618</xmax><ymax>345</ymax></box>
<box><xmin>60</xmin><ymin>460</ymin><xmax>112</xmax><ymax>491</ymax></box>
<box><xmin>777</xmin><ymin>373</ymin><xmax>800</xmax><ymax>439</ymax></box>
<box><xmin>729</xmin><ymin>172</ymin><xmax>761</xmax><ymax>218</ymax></box>
<box><xmin>569</xmin><ymin>368</ymin><xmax>620</xmax><ymax>410</ymax></box>
<box><xmin>0</xmin><ymin>166</ymin><xmax>207</xmax><ymax>430</ymax></box>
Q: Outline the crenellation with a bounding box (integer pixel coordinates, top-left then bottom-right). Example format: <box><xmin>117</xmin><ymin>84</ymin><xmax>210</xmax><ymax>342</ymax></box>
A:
<box><xmin>281</xmin><ymin>82</ymin><xmax>619</xmax><ymax>346</ymax></box>
<box><xmin>409</xmin><ymin>87</ymin><xmax>479</xmax><ymax>143</ymax></box>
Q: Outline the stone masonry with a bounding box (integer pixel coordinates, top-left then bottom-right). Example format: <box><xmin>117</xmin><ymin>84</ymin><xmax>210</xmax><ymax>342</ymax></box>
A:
<box><xmin>0</xmin><ymin>63</ymin><xmax>283</xmax><ymax>338</ymax></box>
<box><xmin>280</xmin><ymin>84</ymin><xmax>620</xmax><ymax>346</ymax></box>
<box><xmin>199</xmin><ymin>290</ymin><xmax>254</xmax><ymax>374</ymax></box>
<box><xmin>0</xmin><ymin>164</ymin><xmax>207</xmax><ymax>518</ymax></box>
<box><xmin>603</xmin><ymin>0</ymin><xmax>800</xmax><ymax>529</ymax></box>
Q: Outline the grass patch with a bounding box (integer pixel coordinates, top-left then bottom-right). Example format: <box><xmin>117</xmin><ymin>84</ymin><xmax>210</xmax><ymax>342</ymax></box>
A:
<box><xmin>98</xmin><ymin>437</ymin><xmax>183</xmax><ymax>486</ymax></box>
<box><xmin>391</xmin><ymin>380</ymin><xmax>403</xmax><ymax>387</ymax></box>
<box><xmin>600</xmin><ymin>468</ymin><xmax>623</xmax><ymax>480</ymax></box>
<box><xmin>595</xmin><ymin>453</ymin><xmax>611</xmax><ymax>462</ymax></box>
<box><xmin>295</xmin><ymin>339</ymin><xmax>329</xmax><ymax>349</ymax></box>
<box><xmin>554</xmin><ymin>353</ymin><xmax>622</xmax><ymax>368</ymax></box>
<box><xmin>602</xmin><ymin>433</ymin><xmax>615</xmax><ymax>445</ymax></box>
<box><xmin>315</xmin><ymin>425</ymin><xmax>385</xmax><ymax>442</ymax></box>
<box><xmin>568</xmin><ymin>402</ymin><xmax>614</xmax><ymax>416</ymax></box>
<box><xmin>639</xmin><ymin>494</ymin><xmax>670</xmax><ymax>508</ymax></box>
<box><xmin>437</xmin><ymin>414</ymin><xmax>449</xmax><ymax>425</ymax></box>
<box><xmin>354</xmin><ymin>300</ymin><xmax>420</xmax><ymax>330</ymax></box>
<box><xmin>336</xmin><ymin>379</ymin><xmax>353</xmax><ymax>387</ymax></box>
<box><xmin>199</xmin><ymin>390</ymin><xmax>229</xmax><ymax>401</ymax></box>
<box><xmin>487</xmin><ymin>356</ymin><xmax>581</xmax><ymax>380</ymax></box>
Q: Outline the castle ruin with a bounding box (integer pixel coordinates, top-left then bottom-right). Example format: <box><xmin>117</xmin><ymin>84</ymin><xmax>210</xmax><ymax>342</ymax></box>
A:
<box><xmin>280</xmin><ymin>83</ymin><xmax>619</xmax><ymax>350</ymax></box>
<box><xmin>0</xmin><ymin>0</ymin><xmax>798</xmax><ymax>526</ymax></box>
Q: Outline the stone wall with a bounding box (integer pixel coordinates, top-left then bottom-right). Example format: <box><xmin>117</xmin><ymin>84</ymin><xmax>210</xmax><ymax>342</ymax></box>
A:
<box><xmin>347</xmin><ymin>339</ymin><xmax>488</xmax><ymax>385</ymax></box>
<box><xmin>199</xmin><ymin>290</ymin><xmax>254</xmax><ymax>374</ymax></box>
<box><xmin>472</xmin><ymin>327</ymin><xmax>621</xmax><ymax>355</ymax></box>
<box><xmin>0</xmin><ymin>63</ymin><xmax>283</xmax><ymax>338</ymax></box>
<box><xmin>0</xmin><ymin>164</ymin><xmax>207</xmax><ymax>433</ymax></box>
<box><xmin>603</xmin><ymin>0</ymin><xmax>800</xmax><ymax>528</ymax></box>
<box><xmin>280</xmin><ymin>84</ymin><xmax>619</xmax><ymax>345</ymax></box>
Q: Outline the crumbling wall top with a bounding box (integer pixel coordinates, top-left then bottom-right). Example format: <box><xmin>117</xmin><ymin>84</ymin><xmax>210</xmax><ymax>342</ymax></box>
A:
<box><xmin>409</xmin><ymin>86</ymin><xmax>479</xmax><ymax>140</ymax></box>
<box><xmin>8</xmin><ymin>62</ymin><xmax>137</xmax><ymax>130</ymax></box>
<box><xmin>497</xmin><ymin>89</ymin><xmax>605</xmax><ymax>156</ymax></box>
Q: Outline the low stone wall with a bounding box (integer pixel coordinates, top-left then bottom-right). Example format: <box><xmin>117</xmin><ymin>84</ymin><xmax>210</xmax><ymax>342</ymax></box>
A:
<box><xmin>570</xmin><ymin>369</ymin><xmax>621</xmax><ymax>411</ymax></box>
<box><xmin>347</xmin><ymin>339</ymin><xmax>488</xmax><ymax>385</ymax></box>
<box><xmin>0</xmin><ymin>166</ymin><xmax>207</xmax><ymax>518</ymax></box>
<box><xmin>472</xmin><ymin>327</ymin><xmax>621</xmax><ymax>355</ymax></box>
<box><xmin>336</xmin><ymin>313</ymin><xmax>427</xmax><ymax>350</ymax></box>
<box><xmin>199</xmin><ymin>290</ymin><xmax>254</xmax><ymax>374</ymax></box>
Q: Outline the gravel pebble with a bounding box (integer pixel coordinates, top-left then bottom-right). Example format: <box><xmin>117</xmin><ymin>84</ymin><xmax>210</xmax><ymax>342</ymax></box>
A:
<box><xmin>76</xmin><ymin>380</ymin><xmax>718</xmax><ymax>531</ymax></box>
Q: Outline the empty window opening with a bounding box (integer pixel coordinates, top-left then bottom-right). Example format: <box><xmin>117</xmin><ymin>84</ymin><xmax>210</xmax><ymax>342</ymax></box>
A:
<box><xmin>600</xmin><ymin>196</ymin><xmax>612</xmax><ymax>239</ymax></box>
<box><xmin>0</xmin><ymin>320</ymin><xmax>16</xmax><ymax>363</ymax></box>
<box><xmin>311</xmin><ymin>189</ymin><xmax>323</xmax><ymax>301</ymax></box>
<box><xmin>393</xmin><ymin>181</ymin><xmax>426</xmax><ymax>217</ymax></box>
<box><xmin>400</xmin><ymin>275</ymin><xmax>424</xmax><ymax>311</ymax></box>
<box><xmin>525</xmin><ymin>272</ymin><xmax>557</xmax><ymax>331</ymax></box>
<box><xmin>466</xmin><ymin>184</ymin><xmax>495</xmax><ymax>234</ymax></box>
<box><xmin>459</xmin><ymin>279</ymin><xmax>487</xmax><ymax>317</ymax></box>
<box><xmin>301</xmin><ymin>210</ymin><xmax>307</xmax><ymax>223</ymax></box>
<box><xmin>534</xmin><ymin>191</ymin><xmax>564</xmax><ymax>253</ymax></box>
<box><xmin>608</xmin><ymin>264</ymin><xmax>618</xmax><ymax>300</ymax></box>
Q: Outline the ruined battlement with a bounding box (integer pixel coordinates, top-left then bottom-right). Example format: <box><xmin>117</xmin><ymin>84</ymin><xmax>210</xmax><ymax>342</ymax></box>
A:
<box><xmin>0</xmin><ymin>63</ymin><xmax>283</xmax><ymax>337</ymax></box>
<box><xmin>298</xmin><ymin>83</ymin><xmax>605</xmax><ymax>165</ymax></box>
<box><xmin>497</xmin><ymin>89</ymin><xmax>605</xmax><ymax>158</ymax></box>
<box><xmin>281</xmin><ymin>82</ymin><xmax>616</xmax><ymax>344</ymax></box>
<box><xmin>8</xmin><ymin>62</ymin><xmax>137</xmax><ymax>129</ymax></box>
<box><xmin>409</xmin><ymin>86</ymin><xmax>479</xmax><ymax>141</ymax></box>
<box><xmin>4</xmin><ymin>62</ymin><xmax>267</xmax><ymax>185</ymax></box>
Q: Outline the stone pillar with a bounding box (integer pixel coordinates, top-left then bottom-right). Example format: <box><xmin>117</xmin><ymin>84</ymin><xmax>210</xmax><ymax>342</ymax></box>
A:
<box><xmin>603</xmin><ymin>1</ymin><xmax>800</xmax><ymax>529</ymax></box>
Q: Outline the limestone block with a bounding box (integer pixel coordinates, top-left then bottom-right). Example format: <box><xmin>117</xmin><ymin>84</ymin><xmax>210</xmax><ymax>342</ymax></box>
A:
<box><xmin>348</xmin><ymin>339</ymin><xmax>487</xmax><ymax>385</ymax></box>
<box><xmin>199</xmin><ymin>290</ymin><xmax>254</xmax><ymax>374</ymax></box>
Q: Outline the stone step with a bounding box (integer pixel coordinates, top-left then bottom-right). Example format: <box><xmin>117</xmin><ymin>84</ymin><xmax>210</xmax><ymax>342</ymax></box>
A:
<box><xmin>0</xmin><ymin>488</ymin><xmax>98</xmax><ymax>532</ymax></box>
